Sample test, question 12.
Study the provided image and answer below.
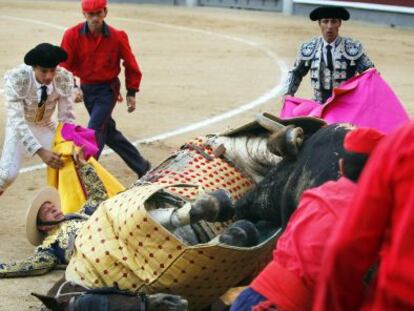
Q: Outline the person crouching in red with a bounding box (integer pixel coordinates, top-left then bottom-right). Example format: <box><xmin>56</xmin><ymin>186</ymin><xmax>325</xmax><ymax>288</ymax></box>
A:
<box><xmin>314</xmin><ymin>119</ymin><xmax>414</xmax><ymax>311</ymax></box>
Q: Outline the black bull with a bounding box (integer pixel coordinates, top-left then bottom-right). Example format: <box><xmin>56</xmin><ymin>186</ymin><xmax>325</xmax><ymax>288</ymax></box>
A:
<box><xmin>235</xmin><ymin>123</ymin><xmax>350</xmax><ymax>228</ymax></box>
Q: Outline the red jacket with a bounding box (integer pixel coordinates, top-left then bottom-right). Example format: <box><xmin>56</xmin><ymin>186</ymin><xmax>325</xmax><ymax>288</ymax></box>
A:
<box><xmin>61</xmin><ymin>22</ymin><xmax>142</xmax><ymax>92</ymax></box>
<box><xmin>251</xmin><ymin>177</ymin><xmax>356</xmax><ymax>311</ymax></box>
<box><xmin>314</xmin><ymin>120</ymin><xmax>414</xmax><ymax>311</ymax></box>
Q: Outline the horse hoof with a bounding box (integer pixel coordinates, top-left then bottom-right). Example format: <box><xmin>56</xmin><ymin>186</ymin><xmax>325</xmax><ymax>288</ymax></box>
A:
<box><xmin>219</xmin><ymin>220</ymin><xmax>259</xmax><ymax>247</ymax></box>
<box><xmin>189</xmin><ymin>189</ymin><xmax>233</xmax><ymax>223</ymax></box>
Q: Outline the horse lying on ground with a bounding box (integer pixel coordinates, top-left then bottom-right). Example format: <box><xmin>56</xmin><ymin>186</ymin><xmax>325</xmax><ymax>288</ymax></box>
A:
<box><xmin>35</xmin><ymin>113</ymin><xmax>350</xmax><ymax>311</ymax></box>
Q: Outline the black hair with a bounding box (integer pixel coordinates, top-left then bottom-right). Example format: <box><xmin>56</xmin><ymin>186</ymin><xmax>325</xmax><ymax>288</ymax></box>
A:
<box><xmin>342</xmin><ymin>151</ymin><xmax>369</xmax><ymax>182</ymax></box>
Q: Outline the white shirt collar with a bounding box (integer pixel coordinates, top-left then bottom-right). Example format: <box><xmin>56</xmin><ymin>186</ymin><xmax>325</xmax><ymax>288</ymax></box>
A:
<box><xmin>323</xmin><ymin>38</ymin><xmax>338</xmax><ymax>49</ymax></box>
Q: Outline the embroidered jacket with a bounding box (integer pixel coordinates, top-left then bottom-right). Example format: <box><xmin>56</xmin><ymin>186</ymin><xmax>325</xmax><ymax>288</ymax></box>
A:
<box><xmin>3</xmin><ymin>64</ymin><xmax>75</xmax><ymax>156</ymax></box>
<box><xmin>284</xmin><ymin>36</ymin><xmax>374</xmax><ymax>103</ymax></box>
<box><xmin>0</xmin><ymin>164</ymin><xmax>108</xmax><ymax>278</ymax></box>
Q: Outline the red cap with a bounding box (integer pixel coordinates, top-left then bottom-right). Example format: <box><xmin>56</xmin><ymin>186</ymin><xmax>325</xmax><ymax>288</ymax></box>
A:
<box><xmin>344</xmin><ymin>127</ymin><xmax>385</xmax><ymax>154</ymax></box>
<box><xmin>82</xmin><ymin>0</ymin><xmax>107</xmax><ymax>12</ymax></box>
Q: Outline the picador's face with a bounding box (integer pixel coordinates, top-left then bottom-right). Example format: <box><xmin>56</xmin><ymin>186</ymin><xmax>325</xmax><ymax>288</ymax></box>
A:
<box><xmin>319</xmin><ymin>18</ymin><xmax>341</xmax><ymax>43</ymax></box>
<box><xmin>37</xmin><ymin>201</ymin><xmax>64</xmax><ymax>232</ymax></box>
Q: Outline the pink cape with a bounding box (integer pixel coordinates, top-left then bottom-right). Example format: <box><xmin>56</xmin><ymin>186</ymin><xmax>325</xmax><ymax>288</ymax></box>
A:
<box><xmin>280</xmin><ymin>69</ymin><xmax>410</xmax><ymax>133</ymax></box>
<box><xmin>61</xmin><ymin>123</ymin><xmax>98</xmax><ymax>159</ymax></box>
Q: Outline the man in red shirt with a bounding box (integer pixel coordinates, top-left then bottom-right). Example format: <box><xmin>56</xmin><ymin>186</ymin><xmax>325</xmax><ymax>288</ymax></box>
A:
<box><xmin>230</xmin><ymin>127</ymin><xmax>384</xmax><ymax>311</ymax></box>
<box><xmin>61</xmin><ymin>0</ymin><xmax>150</xmax><ymax>177</ymax></box>
<box><xmin>314</xmin><ymin>120</ymin><xmax>414</xmax><ymax>311</ymax></box>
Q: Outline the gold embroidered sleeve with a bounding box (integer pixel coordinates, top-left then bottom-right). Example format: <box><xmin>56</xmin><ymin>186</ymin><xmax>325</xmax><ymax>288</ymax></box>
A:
<box><xmin>0</xmin><ymin>249</ymin><xmax>57</xmax><ymax>278</ymax></box>
<box><xmin>79</xmin><ymin>163</ymin><xmax>108</xmax><ymax>215</ymax></box>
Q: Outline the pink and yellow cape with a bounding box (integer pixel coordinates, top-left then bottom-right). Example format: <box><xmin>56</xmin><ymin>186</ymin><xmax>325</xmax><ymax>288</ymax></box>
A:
<box><xmin>47</xmin><ymin>123</ymin><xmax>125</xmax><ymax>214</ymax></box>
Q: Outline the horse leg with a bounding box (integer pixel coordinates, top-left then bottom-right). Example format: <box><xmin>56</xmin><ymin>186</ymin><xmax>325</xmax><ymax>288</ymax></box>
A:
<box><xmin>150</xmin><ymin>189</ymin><xmax>234</xmax><ymax>231</ymax></box>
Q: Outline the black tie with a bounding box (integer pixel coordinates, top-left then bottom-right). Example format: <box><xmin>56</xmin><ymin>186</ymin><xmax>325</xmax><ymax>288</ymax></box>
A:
<box><xmin>39</xmin><ymin>85</ymin><xmax>48</xmax><ymax>106</ymax></box>
<box><xmin>326</xmin><ymin>45</ymin><xmax>333</xmax><ymax>72</ymax></box>
<box><xmin>35</xmin><ymin>85</ymin><xmax>48</xmax><ymax>122</ymax></box>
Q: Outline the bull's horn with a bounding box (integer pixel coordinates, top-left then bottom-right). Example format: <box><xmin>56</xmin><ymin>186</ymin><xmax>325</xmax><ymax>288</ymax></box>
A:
<box><xmin>256</xmin><ymin>113</ymin><xmax>286</xmax><ymax>132</ymax></box>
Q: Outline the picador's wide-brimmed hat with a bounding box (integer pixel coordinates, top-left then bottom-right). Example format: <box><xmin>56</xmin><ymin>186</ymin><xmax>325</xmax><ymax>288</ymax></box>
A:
<box><xmin>310</xmin><ymin>6</ymin><xmax>350</xmax><ymax>21</ymax></box>
<box><xmin>24</xmin><ymin>43</ymin><xmax>68</xmax><ymax>68</ymax></box>
<box><xmin>26</xmin><ymin>186</ymin><xmax>61</xmax><ymax>246</ymax></box>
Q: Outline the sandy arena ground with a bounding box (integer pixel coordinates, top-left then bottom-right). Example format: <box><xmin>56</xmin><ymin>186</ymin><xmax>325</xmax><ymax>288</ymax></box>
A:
<box><xmin>0</xmin><ymin>0</ymin><xmax>413</xmax><ymax>309</ymax></box>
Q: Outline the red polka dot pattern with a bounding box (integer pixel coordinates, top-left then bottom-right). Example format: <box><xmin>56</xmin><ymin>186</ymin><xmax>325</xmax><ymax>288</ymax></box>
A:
<box><xmin>148</xmin><ymin>137</ymin><xmax>254</xmax><ymax>202</ymax></box>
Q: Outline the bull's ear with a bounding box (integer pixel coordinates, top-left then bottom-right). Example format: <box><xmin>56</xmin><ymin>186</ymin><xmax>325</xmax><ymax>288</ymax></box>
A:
<box><xmin>31</xmin><ymin>292</ymin><xmax>59</xmax><ymax>310</ymax></box>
